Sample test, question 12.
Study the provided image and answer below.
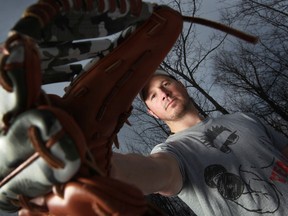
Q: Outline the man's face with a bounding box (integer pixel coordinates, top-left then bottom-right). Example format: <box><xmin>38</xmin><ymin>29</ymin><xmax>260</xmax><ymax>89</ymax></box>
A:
<box><xmin>143</xmin><ymin>75</ymin><xmax>191</xmax><ymax>121</ymax></box>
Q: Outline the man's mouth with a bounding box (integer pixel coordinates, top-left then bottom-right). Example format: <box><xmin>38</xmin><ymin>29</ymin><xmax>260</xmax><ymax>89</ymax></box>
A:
<box><xmin>165</xmin><ymin>99</ymin><xmax>175</xmax><ymax>110</ymax></box>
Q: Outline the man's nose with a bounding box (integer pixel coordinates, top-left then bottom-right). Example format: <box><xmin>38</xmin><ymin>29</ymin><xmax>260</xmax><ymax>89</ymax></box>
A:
<box><xmin>160</xmin><ymin>88</ymin><xmax>170</xmax><ymax>100</ymax></box>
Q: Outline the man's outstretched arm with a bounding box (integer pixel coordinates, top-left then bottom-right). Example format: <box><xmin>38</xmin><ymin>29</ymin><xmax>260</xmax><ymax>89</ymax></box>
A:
<box><xmin>111</xmin><ymin>152</ymin><xmax>183</xmax><ymax>196</ymax></box>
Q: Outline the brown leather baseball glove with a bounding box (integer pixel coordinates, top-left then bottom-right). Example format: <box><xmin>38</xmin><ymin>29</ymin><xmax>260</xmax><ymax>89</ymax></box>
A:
<box><xmin>0</xmin><ymin>1</ymin><xmax>181</xmax><ymax>215</ymax></box>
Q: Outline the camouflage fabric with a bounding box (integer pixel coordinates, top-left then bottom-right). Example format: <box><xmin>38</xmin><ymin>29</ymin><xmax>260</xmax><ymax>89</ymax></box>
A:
<box><xmin>10</xmin><ymin>1</ymin><xmax>154</xmax><ymax>84</ymax></box>
<box><xmin>40</xmin><ymin>24</ymin><xmax>139</xmax><ymax>84</ymax></box>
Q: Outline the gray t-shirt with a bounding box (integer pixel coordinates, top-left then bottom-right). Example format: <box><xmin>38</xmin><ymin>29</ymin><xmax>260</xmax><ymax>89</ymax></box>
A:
<box><xmin>151</xmin><ymin>113</ymin><xmax>288</xmax><ymax>216</ymax></box>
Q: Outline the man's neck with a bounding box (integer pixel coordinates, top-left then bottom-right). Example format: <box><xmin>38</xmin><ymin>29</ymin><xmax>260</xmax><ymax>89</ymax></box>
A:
<box><xmin>166</xmin><ymin>111</ymin><xmax>204</xmax><ymax>134</ymax></box>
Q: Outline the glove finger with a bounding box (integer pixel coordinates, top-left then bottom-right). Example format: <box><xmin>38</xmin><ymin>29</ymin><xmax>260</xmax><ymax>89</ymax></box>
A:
<box><xmin>0</xmin><ymin>33</ymin><xmax>42</xmax><ymax>128</ymax></box>
<box><xmin>8</xmin><ymin>1</ymin><xmax>155</xmax><ymax>85</ymax></box>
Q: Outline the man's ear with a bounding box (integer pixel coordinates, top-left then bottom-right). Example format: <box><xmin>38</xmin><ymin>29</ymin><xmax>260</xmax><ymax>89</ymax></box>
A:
<box><xmin>147</xmin><ymin>108</ymin><xmax>159</xmax><ymax>119</ymax></box>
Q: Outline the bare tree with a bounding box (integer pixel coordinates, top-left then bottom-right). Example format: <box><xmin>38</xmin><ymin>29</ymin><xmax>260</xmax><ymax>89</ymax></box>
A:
<box><xmin>212</xmin><ymin>0</ymin><xmax>288</xmax><ymax>136</ymax></box>
<box><xmin>118</xmin><ymin>0</ymin><xmax>287</xmax><ymax>215</ymax></box>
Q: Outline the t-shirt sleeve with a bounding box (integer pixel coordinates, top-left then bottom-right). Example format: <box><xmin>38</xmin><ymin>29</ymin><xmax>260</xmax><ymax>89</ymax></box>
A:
<box><xmin>151</xmin><ymin>143</ymin><xmax>186</xmax><ymax>194</ymax></box>
<box><xmin>244</xmin><ymin>113</ymin><xmax>288</xmax><ymax>152</ymax></box>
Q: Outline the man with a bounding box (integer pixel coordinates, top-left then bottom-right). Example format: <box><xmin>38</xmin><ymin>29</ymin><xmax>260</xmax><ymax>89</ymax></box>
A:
<box><xmin>111</xmin><ymin>69</ymin><xmax>288</xmax><ymax>215</ymax></box>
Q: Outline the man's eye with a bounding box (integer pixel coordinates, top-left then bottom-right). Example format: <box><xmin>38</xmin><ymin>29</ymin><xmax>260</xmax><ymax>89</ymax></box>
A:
<box><xmin>150</xmin><ymin>94</ymin><xmax>156</xmax><ymax>100</ymax></box>
<box><xmin>163</xmin><ymin>82</ymin><xmax>170</xmax><ymax>86</ymax></box>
